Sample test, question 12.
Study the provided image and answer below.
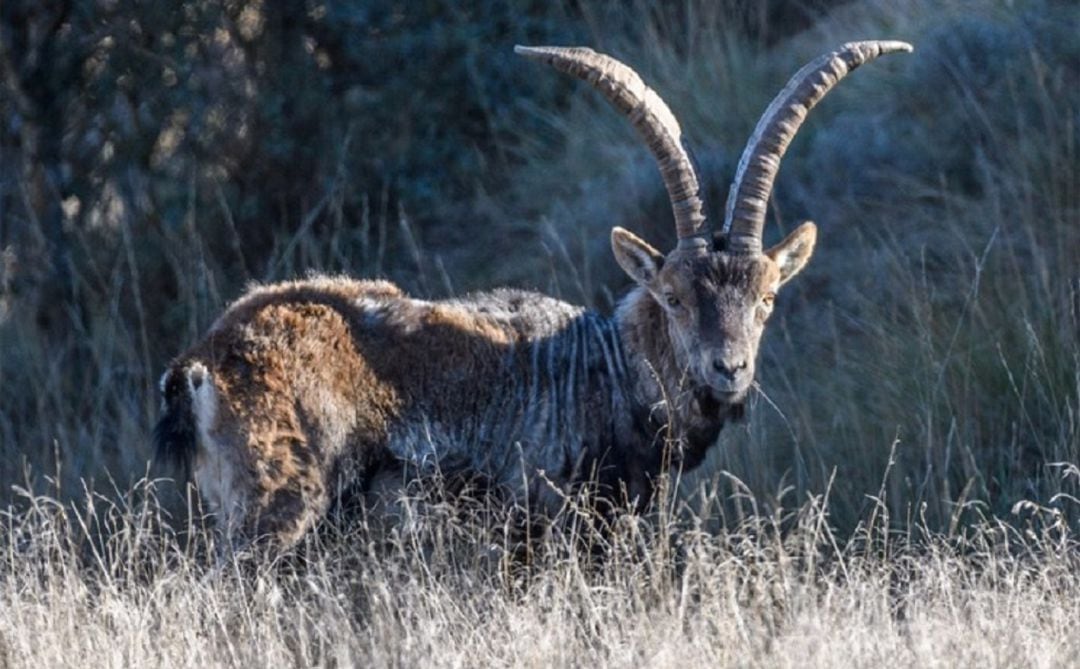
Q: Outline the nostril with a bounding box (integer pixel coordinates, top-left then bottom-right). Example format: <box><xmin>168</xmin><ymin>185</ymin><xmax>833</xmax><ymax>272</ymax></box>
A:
<box><xmin>711</xmin><ymin>358</ymin><xmax>734</xmax><ymax>378</ymax></box>
<box><xmin>712</xmin><ymin>357</ymin><xmax>747</xmax><ymax>378</ymax></box>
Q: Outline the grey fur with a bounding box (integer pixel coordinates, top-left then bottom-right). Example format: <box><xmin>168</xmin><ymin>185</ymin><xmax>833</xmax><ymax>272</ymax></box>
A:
<box><xmin>154</xmin><ymin>42</ymin><xmax>909</xmax><ymax>550</ymax></box>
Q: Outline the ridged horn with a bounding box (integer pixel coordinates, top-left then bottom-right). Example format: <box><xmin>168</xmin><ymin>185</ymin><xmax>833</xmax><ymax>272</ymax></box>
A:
<box><xmin>516</xmin><ymin>45</ymin><xmax>709</xmax><ymax>251</ymax></box>
<box><xmin>722</xmin><ymin>40</ymin><xmax>913</xmax><ymax>255</ymax></box>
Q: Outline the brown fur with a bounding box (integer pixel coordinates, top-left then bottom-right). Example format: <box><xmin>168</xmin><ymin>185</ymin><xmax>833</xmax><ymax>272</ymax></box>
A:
<box><xmin>157</xmin><ymin>224</ymin><xmax>816</xmax><ymax>552</ymax></box>
<box><xmin>151</xmin><ymin>40</ymin><xmax>904</xmax><ymax>555</ymax></box>
<box><xmin>164</xmin><ymin>279</ymin><xmax>405</xmax><ymax>546</ymax></box>
<box><xmin>161</xmin><ymin>278</ymin><xmax>584</xmax><ymax>548</ymax></box>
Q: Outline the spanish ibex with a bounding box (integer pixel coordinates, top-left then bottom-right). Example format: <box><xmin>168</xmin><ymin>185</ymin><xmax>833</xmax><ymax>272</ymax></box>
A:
<box><xmin>156</xmin><ymin>41</ymin><xmax>912</xmax><ymax>549</ymax></box>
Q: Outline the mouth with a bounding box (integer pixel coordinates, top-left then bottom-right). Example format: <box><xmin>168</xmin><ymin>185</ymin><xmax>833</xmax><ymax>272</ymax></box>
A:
<box><xmin>709</xmin><ymin>388</ymin><xmax>747</xmax><ymax>406</ymax></box>
<box><xmin>702</xmin><ymin>373</ymin><xmax>751</xmax><ymax>398</ymax></box>
<box><xmin>694</xmin><ymin>384</ymin><xmax>746</xmax><ymax>413</ymax></box>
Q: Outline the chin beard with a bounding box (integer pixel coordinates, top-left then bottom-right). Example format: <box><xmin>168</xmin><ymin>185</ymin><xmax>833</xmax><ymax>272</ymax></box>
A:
<box><xmin>692</xmin><ymin>385</ymin><xmax>747</xmax><ymax>421</ymax></box>
<box><xmin>673</xmin><ymin>385</ymin><xmax>747</xmax><ymax>472</ymax></box>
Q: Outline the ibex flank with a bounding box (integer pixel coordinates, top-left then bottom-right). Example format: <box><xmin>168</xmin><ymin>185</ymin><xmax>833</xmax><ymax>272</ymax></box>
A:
<box><xmin>155</xmin><ymin>41</ymin><xmax>912</xmax><ymax>551</ymax></box>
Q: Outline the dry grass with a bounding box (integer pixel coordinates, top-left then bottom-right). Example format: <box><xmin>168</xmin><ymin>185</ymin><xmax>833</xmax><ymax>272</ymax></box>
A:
<box><xmin>1</xmin><ymin>0</ymin><xmax>1076</xmax><ymax>529</ymax></box>
<box><xmin>1</xmin><ymin>1</ymin><xmax>1079</xmax><ymax>666</ymax></box>
<box><xmin>2</xmin><ymin>475</ymin><xmax>1079</xmax><ymax>668</ymax></box>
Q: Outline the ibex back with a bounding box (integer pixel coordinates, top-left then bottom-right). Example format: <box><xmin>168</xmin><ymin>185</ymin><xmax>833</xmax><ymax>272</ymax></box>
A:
<box><xmin>155</xmin><ymin>42</ymin><xmax>912</xmax><ymax>551</ymax></box>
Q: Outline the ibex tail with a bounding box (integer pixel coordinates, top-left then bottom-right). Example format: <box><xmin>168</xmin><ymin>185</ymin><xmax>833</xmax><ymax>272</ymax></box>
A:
<box><xmin>154</xmin><ymin>361</ymin><xmax>214</xmax><ymax>479</ymax></box>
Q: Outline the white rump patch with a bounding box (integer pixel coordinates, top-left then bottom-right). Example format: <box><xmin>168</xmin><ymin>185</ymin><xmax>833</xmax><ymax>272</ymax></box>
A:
<box><xmin>187</xmin><ymin>362</ymin><xmax>246</xmax><ymax>535</ymax></box>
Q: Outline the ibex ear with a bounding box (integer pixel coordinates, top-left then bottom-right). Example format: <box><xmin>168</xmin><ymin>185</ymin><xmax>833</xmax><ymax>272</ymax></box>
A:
<box><xmin>766</xmin><ymin>221</ymin><xmax>817</xmax><ymax>288</ymax></box>
<box><xmin>611</xmin><ymin>227</ymin><xmax>664</xmax><ymax>287</ymax></box>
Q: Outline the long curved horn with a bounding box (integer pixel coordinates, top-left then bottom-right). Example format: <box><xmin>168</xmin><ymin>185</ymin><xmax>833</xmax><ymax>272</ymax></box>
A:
<box><xmin>722</xmin><ymin>40</ymin><xmax>913</xmax><ymax>255</ymax></box>
<box><xmin>516</xmin><ymin>45</ymin><xmax>709</xmax><ymax>251</ymax></box>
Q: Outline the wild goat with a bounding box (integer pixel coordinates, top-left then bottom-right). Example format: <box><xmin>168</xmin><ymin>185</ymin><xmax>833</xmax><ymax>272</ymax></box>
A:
<box><xmin>156</xmin><ymin>41</ymin><xmax>912</xmax><ymax>550</ymax></box>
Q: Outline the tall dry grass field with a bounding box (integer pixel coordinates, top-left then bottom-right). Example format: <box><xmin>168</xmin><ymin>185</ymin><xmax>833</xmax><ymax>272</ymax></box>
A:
<box><xmin>0</xmin><ymin>0</ymin><xmax>1078</xmax><ymax>666</ymax></box>
<box><xmin>2</xmin><ymin>476</ymin><xmax>1080</xmax><ymax>667</ymax></box>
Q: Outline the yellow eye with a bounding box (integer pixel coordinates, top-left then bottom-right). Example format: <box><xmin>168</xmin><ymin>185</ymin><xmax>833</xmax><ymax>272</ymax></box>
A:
<box><xmin>762</xmin><ymin>293</ymin><xmax>776</xmax><ymax>307</ymax></box>
<box><xmin>665</xmin><ymin>294</ymin><xmax>680</xmax><ymax>308</ymax></box>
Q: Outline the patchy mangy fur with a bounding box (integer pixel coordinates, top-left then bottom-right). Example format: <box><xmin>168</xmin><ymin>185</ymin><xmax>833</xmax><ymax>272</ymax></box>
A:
<box><xmin>155</xmin><ymin>41</ymin><xmax>909</xmax><ymax>550</ymax></box>
<box><xmin>157</xmin><ymin>248</ymin><xmax>794</xmax><ymax>550</ymax></box>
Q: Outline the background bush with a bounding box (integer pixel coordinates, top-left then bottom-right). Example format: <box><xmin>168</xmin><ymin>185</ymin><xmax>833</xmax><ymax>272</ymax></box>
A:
<box><xmin>0</xmin><ymin>0</ymin><xmax>1077</xmax><ymax>534</ymax></box>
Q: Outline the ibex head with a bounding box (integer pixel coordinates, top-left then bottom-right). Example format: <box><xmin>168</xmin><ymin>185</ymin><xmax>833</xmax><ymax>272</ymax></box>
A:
<box><xmin>518</xmin><ymin>41</ymin><xmax>911</xmax><ymax>400</ymax></box>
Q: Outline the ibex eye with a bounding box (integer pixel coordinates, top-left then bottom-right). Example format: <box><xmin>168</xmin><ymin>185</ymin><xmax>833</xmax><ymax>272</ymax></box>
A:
<box><xmin>665</xmin><ymin>294</ymin><xmax>680</xmax><ymax>308</ymax></box>
<box><xmin>762</xmin><ymin>293</ymin><xmax>776</xmax><ymax>307</ymax></box>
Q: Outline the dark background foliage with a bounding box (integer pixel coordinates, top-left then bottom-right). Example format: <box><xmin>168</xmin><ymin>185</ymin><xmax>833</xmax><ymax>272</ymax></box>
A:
<box><xmin>1</xmin><ymin>0</ymin><xmax>1077</xmax><ymax>533</ymax></box>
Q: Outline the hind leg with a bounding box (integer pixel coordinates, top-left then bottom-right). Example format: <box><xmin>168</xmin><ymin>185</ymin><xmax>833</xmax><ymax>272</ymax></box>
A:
<box><xmin>244</xmin><ymin>475</ymin><xmax>330</xmax><ymax>552</ymax></box>
<box><xmin>194</xmin><ymin>424</ymin><xmax>331</xmax><ymax>555</ymax></box>
<box><xmin>231</xmin><ymin>427</ymin><xmax>335</xmax><ymax>553</ymax></box>
<box><xmin>203</xmin><ymin>474</ymin><xmax>330</xmax><ymax>559</ymax></box>
<box><xmin>164</xmin><ymin>358</ymin><xmax>340</xmax><ymax>555</ymax></box>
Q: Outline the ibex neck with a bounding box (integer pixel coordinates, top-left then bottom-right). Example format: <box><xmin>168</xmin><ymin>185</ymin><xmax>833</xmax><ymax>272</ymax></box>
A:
<box><xmin>613</xmin><ymin>287</ymin><xmax>680</xmax><ymax>416</ymax></box>
<box><xmin>613</xmin><ymin>286</ymin><xmax>739</xmax><ymax>469</ymax></box>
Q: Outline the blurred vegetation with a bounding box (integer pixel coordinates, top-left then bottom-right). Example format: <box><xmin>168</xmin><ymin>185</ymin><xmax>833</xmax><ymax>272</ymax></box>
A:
<box><xmin>0</xmin><ymin>0</ymin><xmax>1077</xmax><ymax>534</ymax></box>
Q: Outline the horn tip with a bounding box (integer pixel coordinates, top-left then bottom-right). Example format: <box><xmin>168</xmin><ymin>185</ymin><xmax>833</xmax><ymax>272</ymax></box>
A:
<box><xmin>844</xmin><ymin>40</ymin><xmax>915</xmax><ymax>55</ymax></box>
<box><xmin>514</xmin><ymin>45</ymin><xmax>596</xmax><ymax>59</ymax></box>
<box><xmin>886</xmin><ymin>40</ymin><xmax>915</xmax><ymax>53</ymax></box>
